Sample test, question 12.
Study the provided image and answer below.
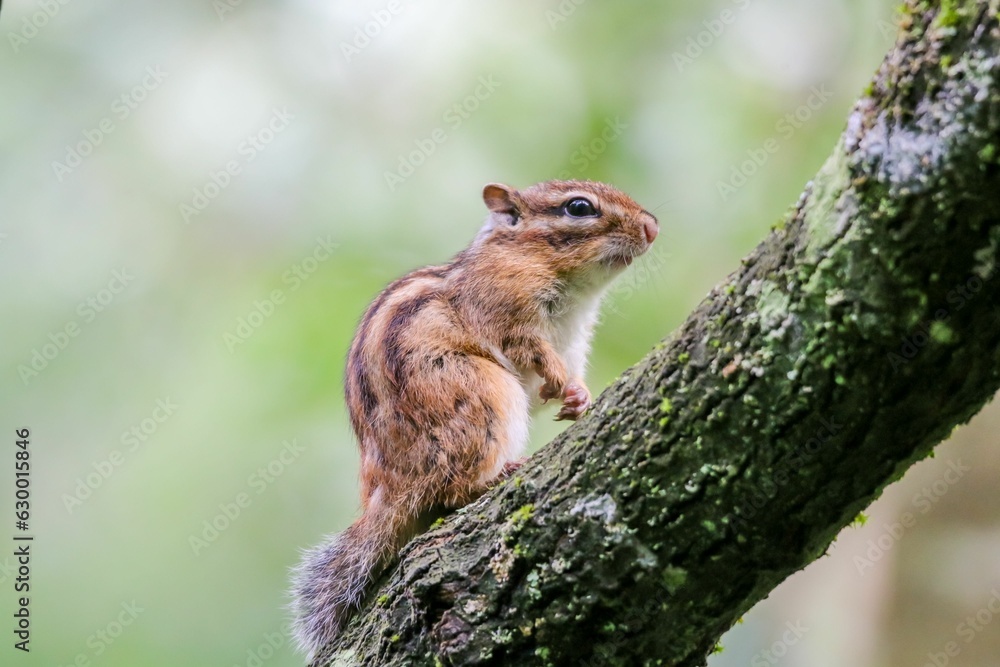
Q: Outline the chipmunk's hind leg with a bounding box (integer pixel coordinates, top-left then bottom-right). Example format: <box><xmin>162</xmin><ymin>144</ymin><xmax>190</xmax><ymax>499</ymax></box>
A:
<box><xmin>405</xmin><ymin>351</ymin><xmax>530</xmax><ymax>508</ymax></box>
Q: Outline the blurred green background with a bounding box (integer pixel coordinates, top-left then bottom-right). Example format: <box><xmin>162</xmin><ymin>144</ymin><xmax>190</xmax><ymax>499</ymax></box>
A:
<box><xmin>3</xmin><ymin>1</ymin><xmax>999</xmax><ymax>666</ymax></box>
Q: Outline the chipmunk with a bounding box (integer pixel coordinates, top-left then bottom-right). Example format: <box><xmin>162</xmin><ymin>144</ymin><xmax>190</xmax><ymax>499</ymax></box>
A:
<box><xmin>291</xmin><ymin>179</ymin><xmax>658</xmax><ymax>658</ymax></box>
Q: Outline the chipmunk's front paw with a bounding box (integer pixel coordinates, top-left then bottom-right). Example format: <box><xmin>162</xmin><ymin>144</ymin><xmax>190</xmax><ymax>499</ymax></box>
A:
<box><xmin>501</xmin><ymin>457</ymin><xmax>528</xmax><ymax>477</ymax></box>
<box><xmin>556</xmin><ymin>380</ymin><xmax>591</xmax><ymax>421</ymax></box>
<box><xmin>539</xmin><ymin>380</ymin><xmax>562</xmax><ymax>402</ymax></box>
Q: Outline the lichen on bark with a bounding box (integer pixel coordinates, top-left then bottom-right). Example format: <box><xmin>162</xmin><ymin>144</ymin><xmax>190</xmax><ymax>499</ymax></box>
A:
<box><xmin>312</xmin><ymin>2</ymin><xmax>1000</xmax><ymax>666</ymax></box>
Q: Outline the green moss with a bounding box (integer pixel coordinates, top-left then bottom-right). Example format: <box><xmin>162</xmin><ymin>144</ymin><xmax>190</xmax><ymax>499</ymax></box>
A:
<box><xmin>758</xmin><ymin>281</ymin><xmax>790</xmax><ymax>327</ymax></box>
<box><xmin>934</xmin><ymin>0</ymin><xmax>961</xmax><ymax>28</ymax></box>
<box><xmin>490</xmin><ymin>628</ymin><xmax>514</xmax><ymax>645</ymax></box>
<box><xmin>526</xmin><ymin>570</ymin><xmax>542</xmax><ymax>601</ymax></box>
<box><xmin>329</xmin><ymin>650</ymin><xmax>359</xmax><ymax>667</ymax></box>
<box><xmin>851</xmin><ymin>512</ymin><xmax>869</xmax><ymax>528</ymax></box>
<box><xmin>930</xmin><ymin>320</ymin><xmax>956</xmax><ymax>344</ymax></box>
<box><xmin>802</xmin><ymin>148</ymin><xmax>852</xmax><ymax>256</ymax></box>
<box><xmin>662</xmin><ymin>565</ymin><xmax>688</xmax><ymax>593</ymax></box>
<box><xmin>509</xmin><ymin>504</ymin><xmax>535</xmax><ymax>526</ymax></box>
<box><xmin>677</xmin><ymin>352</ymin><xmax>690</xmax><ymax>363</ymax></box>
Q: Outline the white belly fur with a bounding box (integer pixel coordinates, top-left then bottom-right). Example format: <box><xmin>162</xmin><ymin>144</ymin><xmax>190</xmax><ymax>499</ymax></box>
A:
<box><xmin>482</xmin><ymin>282</ymin><xmax>611</xmax><ymax>481</ymax></box>
<box><xmin>476</xmin><ymin>366</ymin><xmax>530</xmax><ymax>485</ymax></box>
<box><xmin>527</xmin><ymin>283</ymin><xmax>608</xmax><ymax>411</ymax></box>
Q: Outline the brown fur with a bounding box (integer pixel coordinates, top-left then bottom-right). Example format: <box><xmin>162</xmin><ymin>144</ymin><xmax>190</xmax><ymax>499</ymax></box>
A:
<box><xmin>291</xmin><ymin>180</ymin><xmax>657</xmax><ymax>657</ymax></box>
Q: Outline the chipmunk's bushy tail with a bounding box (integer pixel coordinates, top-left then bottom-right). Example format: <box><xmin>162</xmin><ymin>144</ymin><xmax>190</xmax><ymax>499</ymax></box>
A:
<box><xmin>291</xmin><ymin>499</ymin><xmax>408</xmax><ymax>659</ymax></box>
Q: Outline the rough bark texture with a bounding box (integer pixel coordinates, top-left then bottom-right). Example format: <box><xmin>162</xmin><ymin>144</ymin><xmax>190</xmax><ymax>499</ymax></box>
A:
<box><xmin>315</xmin><ymin>2</ymin><xmax>1000</xmax><ymax>665</ymax></box>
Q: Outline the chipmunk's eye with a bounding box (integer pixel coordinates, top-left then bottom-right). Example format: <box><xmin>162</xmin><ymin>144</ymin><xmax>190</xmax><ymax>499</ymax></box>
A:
<box><xmin>564</xmin><ymin>198</ymin><xmax>598</xmax><ymax>218</ymax></box>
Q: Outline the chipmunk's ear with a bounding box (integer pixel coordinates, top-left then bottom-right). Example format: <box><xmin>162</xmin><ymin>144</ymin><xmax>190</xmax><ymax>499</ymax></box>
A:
<box><xmin>482</xmin><ymin>183</ymin><xmax>520</xmax><ymax>225</ymax></box>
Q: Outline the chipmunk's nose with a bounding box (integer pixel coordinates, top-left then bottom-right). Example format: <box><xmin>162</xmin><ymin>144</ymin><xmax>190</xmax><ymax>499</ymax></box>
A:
<box><xmin>642</xmin><ymin>213</ymin><xmax>658</xmax><ymax>244</ymax></box>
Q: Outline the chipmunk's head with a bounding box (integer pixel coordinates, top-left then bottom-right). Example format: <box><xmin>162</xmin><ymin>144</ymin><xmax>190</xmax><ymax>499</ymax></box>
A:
<box><xmin>476</xmin><ymin>180</ymin><xmax>658</xmax><ymax>283</ymax></box>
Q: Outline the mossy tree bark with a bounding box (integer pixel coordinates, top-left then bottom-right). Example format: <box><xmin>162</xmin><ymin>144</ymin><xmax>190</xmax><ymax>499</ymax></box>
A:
<box><xmin>314</xmin><ymin>2</ymin><xmax>1000</xmax><ymax>665</ymax></box>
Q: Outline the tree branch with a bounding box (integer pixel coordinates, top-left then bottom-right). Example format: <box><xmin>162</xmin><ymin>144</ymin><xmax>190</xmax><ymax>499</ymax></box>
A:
<box><xmin>314</xmin><ymin>2</ymin><xmax>1000</xmax><ymax>665</ymax></box>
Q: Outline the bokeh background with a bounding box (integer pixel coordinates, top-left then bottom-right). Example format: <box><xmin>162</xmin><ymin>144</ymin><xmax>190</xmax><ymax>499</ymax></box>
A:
<box><xmin>2</xmin><ymin>1</ymin><xmax>999</xmax><ymax>665</ymax></box>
